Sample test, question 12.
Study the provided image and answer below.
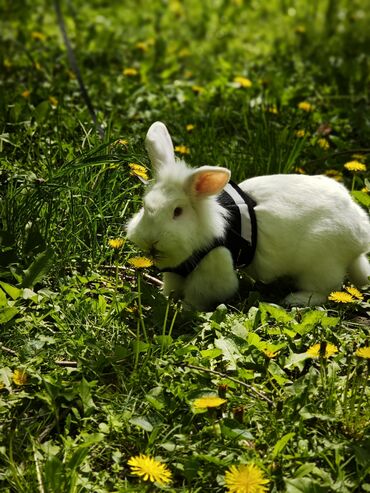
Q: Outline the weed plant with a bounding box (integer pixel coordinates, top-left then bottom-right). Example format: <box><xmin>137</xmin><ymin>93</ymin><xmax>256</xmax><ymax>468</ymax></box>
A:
<box><xmin>0</xmin><ymin>0</ymin><xmax>369</xmax><ymax>491</ymax></box>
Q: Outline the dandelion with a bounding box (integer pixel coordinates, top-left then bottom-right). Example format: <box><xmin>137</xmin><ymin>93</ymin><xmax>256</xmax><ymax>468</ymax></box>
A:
<box><xmin>128</xmin><ymin>454</ymin><xmax>172</xmax><ymax>485</ymax></box>
<box><xmin>123</xmin><ymin>67</ymin><xmax>139</xmax><ymax>77</ymax></box>
<box><xmin>266</xmin><ymin>105</ymin><xmax>278</xmax><ymax>114</ymax></box>
<box><xmin>295</xmin><ymin>167</ymin><xmax>306</xmax><ymax>174</ymax></box>
<box><xmin>12</xmin><ymin>369</ymin><xmax>28</xmax><ymax>386</ymax></box>
<box><xmin>191</xmin><ymin>85</ymin><xmax>205</xmax><ymax>94</ymax></box>
<box><xmin>294</xmin><ymin>25</ymin><xmax>306</xmax><ymax>34</ymax></box>
<box><xmin>262</xmin><ymin>349</ymin><xmax>279</xmax><ymax>358</ymax></box>
<box><xmin>129</xmin><ymin>163</ymin><xmax>149</xmax><ymax>180</ymax></box>
<box><xmin>193</xmin><ymin>396</ymin><xmax>227</xmax><ymax>409</ymax></box>
<box><xmin>361</xmin><ymin>186</ymin><xmax>369</xmax><ymax>193</ymax></box>
<box><xmin>49</xmin><ymin>96</ymin><xmax>58</xmax><ymax>107</ymax></box>
<box><xmin>345</xmin><ymin>286</ymin><xmax>364</xmax><ymax>300</ymax></box>
<box><xmin>355</xmin><ymin>347</ymin><xmax>370</xmax><ymax>359</ymax></box>
<box><xmin>135</xmin><ymin>41</ymin><xmax>149</xmax><ymax>52</ymax></box>
<box><xmin>234</xmin><ymin>76</ymin><xmax>252</xmax><ymax>88</ymax></box>
<box><xmin>174</xmin><ymin>145</ymin><xmax>190</xmax><ymax>155</ymax></box>
<box><xmin>179</xmin><ymin>48</ymin><xmax>191</xmax><ymax>58</ymax></box>
<box><xmin>317</xmin><ymin>138</ymin><xmax>329</xmax><ymax>150</ymax></box>
<box><xmin>295</xmin><ymin>129</ymin><xmax>306</xmax><ymax>138</ymax></box>
<box><xmin>108</xmin><ymin>238</ymin><xmax>125</xmax><ymax>249</ymax></box>
<box><xmin>298</xmin><ymin>101</ymin><xmax>314</xmax><ymax>112</ymax></box>
<box><xmin>344</xmin><ymin>161</ymin><xmax>366</xmax><ymax>173</ymax></box>
<box><xmin>21</xmin><ymin>89</ymin><xmax>31</xmax><ymax>99</ymax></box>
<box><xmin>186</xmin><ymin>123</ymin><xmax>195</xmax><ymax>132</ymax></box>
<box><xmin>324</xmin><ymin>169</ymin><xmax>343</xmax><ymax>181</ymax></box>
<box><xmin>31</xmin><ymin>31</ymin><xmax>46</xmax><ymax>42</ymax></box>
<box><xmin>115</xmin><ymin>139</ymin><xmax>128</xmax><ymax>146</ymax></box>
<box><xmin>306</xmin><ymin>343</ymin><xmax>338</xmax><ymax>359</ymax></box>
<box><xmin>328</xmin><ymin>291</ymin><xmax>355</xmax><ymax>303</ymax></box>
<box><xmin>224</xmin><ymin>463</ymin><xmax>269</xmax><ymax>493</ymax></box>
<box><xmin>128</xmin><ymin>257</ymin><xmax>153</xmax><ymax>268</ymax></box>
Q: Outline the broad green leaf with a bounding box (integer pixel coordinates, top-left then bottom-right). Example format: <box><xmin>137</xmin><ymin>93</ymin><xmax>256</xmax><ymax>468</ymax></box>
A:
<box><xmin>129</xmin><ymin>416</ymin><xmax>153</xmax><ymax>432</ymax></box>
<box><xmin>0</xmin><ymin>281</ymin><xmax>21</xmax><ymax>300</ymax></box>
<box><xmin>352</xmin><ymin>190</ymin><xmax>370</xmax><ymax>208</ymax></box>
<box><xmin>268</xmin><ymin>361</ymin><xmax>291</xmax><ymax>385</ymax></box>
<box><xmin>0</xmin><ymin>306</ymin><xmax>18</xmax><ymax>324</ymax></box>
<box><xmin>200</xmin><ymin>348</ymin><xmax>223</xmax><ymax>359</ymax></box>
<box><xmin>284</xmin><ymin>351</ymin><xmax>309</xmax><ymax>369</ymax></box>
<box><xmin>21</xmin><ymin>248</ymin><xmax>54</xmax><ymax>288</ymax></box>
<box><xmin>259</xmin><ymin>303</ymin><xmax>294</xmax><ymax>324</ymax></box>
<box><xmin>285</xmin><ymin>477</ymin><xmax>328</xmax><ymax>493</ymax></box>
<box><xmin>214</xmin><ymin>336</ymin><xmax>243</xmax><ymax>370</ymax></box>
<box><xmin>272</xmin><ymin>432</ymin><xmax>295</xmax><ymax>457</ymax></box>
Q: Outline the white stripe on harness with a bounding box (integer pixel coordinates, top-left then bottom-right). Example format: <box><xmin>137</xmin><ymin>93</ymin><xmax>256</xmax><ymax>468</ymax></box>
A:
<box><xmin>223</xmin><ymin>183</ymin><xmax>253</xmax><ymax>243</ymax></box>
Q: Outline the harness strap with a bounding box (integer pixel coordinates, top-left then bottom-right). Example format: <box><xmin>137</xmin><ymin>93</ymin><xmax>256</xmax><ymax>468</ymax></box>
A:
<box><xmin>161</xmin><ymin>181</ymin><xmax>257</xmax><ymax>278</ymax></box>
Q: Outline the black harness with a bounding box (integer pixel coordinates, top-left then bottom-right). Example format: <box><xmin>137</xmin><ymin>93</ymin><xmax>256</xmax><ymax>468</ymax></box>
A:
<box><xmin>161</xmin><ymin>181</ymin><xmax>257</xmax><ymax>278</ymax></box>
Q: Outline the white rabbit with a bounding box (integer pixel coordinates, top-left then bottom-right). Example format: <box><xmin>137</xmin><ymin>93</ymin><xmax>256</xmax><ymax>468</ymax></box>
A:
<box><xmin>126</xmin><ymin>121</ymin><xmax>370</xmax><ymax>310</ymax></box>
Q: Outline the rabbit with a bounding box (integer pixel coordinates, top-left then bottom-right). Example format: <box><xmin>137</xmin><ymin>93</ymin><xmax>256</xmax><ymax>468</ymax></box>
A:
<box><xmin>126</xmin><ymin>121</ymin><xmax>370</xmax><ymax>310</ymax></box>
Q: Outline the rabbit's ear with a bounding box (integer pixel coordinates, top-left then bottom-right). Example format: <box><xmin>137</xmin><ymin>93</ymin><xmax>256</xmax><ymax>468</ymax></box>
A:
<box><xmin>186</xmin><ymin>166</ymin><xmax>231</xmax><ymax>197</ymax></box>
<box><xmin>145</xmin><ymin>121</ymin><xmax>175</xmax><ymax>170</ymax></box>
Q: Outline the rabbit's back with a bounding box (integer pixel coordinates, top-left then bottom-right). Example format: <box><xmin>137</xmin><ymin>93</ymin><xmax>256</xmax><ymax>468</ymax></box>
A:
<box><xmin>239</xmin><ymin>174</ymin><xmax>370</xmax><ymax>283</ymax></box>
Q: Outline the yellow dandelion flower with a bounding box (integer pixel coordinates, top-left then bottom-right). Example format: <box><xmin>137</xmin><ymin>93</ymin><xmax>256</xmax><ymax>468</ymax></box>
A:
<box><xmin>12</xmin><ymin>369</ymin><xmax>28</xmax><ymax>386</ymax></box>
<box><xmin>108</xmin><ymin>238</ymin><xmax>125</xmax><ymax>249</ymax></box>
<box><xmin>169</xmin><ymin>0</ymin><xmax>184</xmax><ymax>16</ymax></box>
<box><xmin>324</xmin><ymin>169</ymin><xmax>343</xmax><ymax>181</ymax></box>
<box><xmin>186</xmin><ymin>123</ymin><xmax>195</xmax><ymax>132</ymax></box>
<box><xmin>295</xmin><ymin>129</ymin><xmax>306</xmax><ymax>138</ymax></box>
<box><xmin>4</xmin><ymin>58</ymin><xmax>12</xmax><ymax>69</ymax></box>
<box><xmin>295</xmin><ymin>167</ymin><xmax>306</xmax><ymax>174</ymax></box>
<box><xmin>262</xmin><ymin>349</ymin><xmax>279</xmax><ymax>359</ymax></box>
<box><xmin>123</xmin><ymin>67</ymin><xmax>139</xmax><ymax>77</ymax></box>
<box><xmin>234</xmin><ymin>76</ymin><xmax>253</xmax><ymax>88</ymax></box>
<box><xmin>328</xmin><ymin>291</ymin><xmax>355</xmax><ymax>303</ymax></box>
<box><xmin>49</xmin><ymin>96</ymin><xmax>58</xmax><ymax>107</ymax></box>
<box><xmin>295</xmin><ymin>25</ymin><xmax>306</xmax><ymax>34</ymax></box>
<box><xmin>174</xmin><ymin>145</ymin><xmax>190</xmax><ymax>155</ymax></box>
<box><xmin>179</xmin><ymin>48</ymin><xmax>191</xmax><ymax>58</ymax></box>
<box><xmin>21</xmin><ymin>89</ymin><xmax>31</xmax><ymax>99</ymax></box>
<box><xmin>128</xmin><ymin>257</ymin><xmax>153</xmax><ymax>269</ymax></box>
<box><xmin>361</xmin><ymin>186</ymin><xmax>369</xmax><ymax>193</ymax></box>
<box><xmin>298</xmin><ymin>101</ymin><xmax>314</xmax><ymax>112</ymax></box>
<box><xmin>115</xmin><ymin>139</ymin><xmax>128</xmax><ymax>146</ymax></box>
<box><xmin>129</xmin><ymin>163</ymin><xmax>149</xmax><ymax>180</ymax></box>
<box><xmin>31</xmin><ymin>31</ymin><xmax>46</xmax><ymax>42</ymax></box>
<box><xmin>135</xmin><ymin>41</ymin><xmax>149</xmax><ymax>52</ymax></box>
<box><xmin>355</xmin><ymin>347</ymin><xmax>370</xmax><ymax>359</ymax></box>
<box><xmin>192</xmin><ymin>396</ymin><xmax>227</xmax><ymax>409</ymax></box>
<box><xmin>191</xmin><ymin>85</ymin><xmax>205</xmax><ymax>94</ymax></box>
<box><xmin>345</xmin><ymin>286</ymin><xmax>364</xmax><ymax>300</ymax></box>
<box><xmin>306</xmin><ymin>343</ymin><xmax>338</xmax><ymax>359</ymax></box>
<box><xmin>225</xmin><ymin>463</ymin><xmax>269</xmax><ymax>493</ymax></box>
<box><xmin>344</xmin><ymin>161</ymin><xmax>366</xmax><ymax>173</ymax></box>
<box><xmin>128</xmin><ymin>454</ymin><xmax>172</xmax><ymax>485</ymax></box>
<box><xmin>266</xmin><ymin>105</ymin><xmax>278</xmax><ymax>114</ymax></box>
<box><xmin>317</xmin><ymin>138</ymin><xmax>330</xmax><ymax>150</ymax></box>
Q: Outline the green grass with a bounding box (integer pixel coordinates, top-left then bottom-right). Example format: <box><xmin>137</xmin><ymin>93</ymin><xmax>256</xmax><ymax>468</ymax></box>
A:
<box><xmin>0</xmin><ymin>0</ymin><xmax>370</xmax><ymax>491</ymax></box>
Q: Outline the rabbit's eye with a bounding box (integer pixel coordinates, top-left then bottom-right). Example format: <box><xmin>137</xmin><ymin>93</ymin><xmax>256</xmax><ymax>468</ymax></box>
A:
<box><xmin>173</xmin><ymin>207</ymin><xmax>183</xmax><ymax>218</ymax></box>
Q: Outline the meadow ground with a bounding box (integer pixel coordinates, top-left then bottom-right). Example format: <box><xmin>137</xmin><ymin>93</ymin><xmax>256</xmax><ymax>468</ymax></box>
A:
<box><xmin>0</xmin><ymin>0</ymin><xmax>370</xmax><ymax>491</ymax></box>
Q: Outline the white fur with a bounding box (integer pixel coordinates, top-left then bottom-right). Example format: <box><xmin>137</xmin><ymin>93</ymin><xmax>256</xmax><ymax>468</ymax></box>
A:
<box><xmin>126</xmin><ymin>122</ymin><xmax>370</xmax><ymax>310</ymax></box>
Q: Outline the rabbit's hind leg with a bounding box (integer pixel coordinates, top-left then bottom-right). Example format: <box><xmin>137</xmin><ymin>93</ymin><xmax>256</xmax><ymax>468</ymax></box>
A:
<box><xmin>284</xmin><ymin>262</ymin><xmax>345</xmax><ymax>306</ymax></box>
<box><xmin>348</xmin><ymin>254</ymin><xmax>370</xmax><ymax>288</ymax></box>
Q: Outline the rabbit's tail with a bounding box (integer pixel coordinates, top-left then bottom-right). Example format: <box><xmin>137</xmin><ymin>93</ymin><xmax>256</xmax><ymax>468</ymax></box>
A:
<box><xmin>348</xmin><ymin>254</ymin><xmax>370</xmax><ymax>287</ymax></box>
